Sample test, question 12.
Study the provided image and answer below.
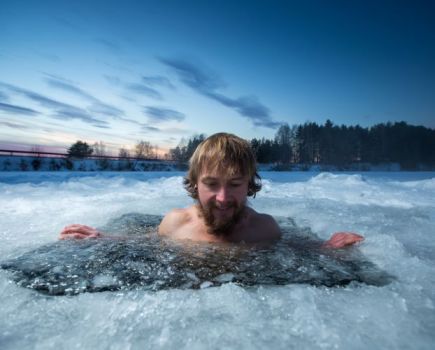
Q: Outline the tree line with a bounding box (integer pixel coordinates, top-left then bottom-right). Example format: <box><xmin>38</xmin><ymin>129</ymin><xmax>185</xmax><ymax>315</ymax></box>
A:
<box><xmin>250</xmin><ymin>120</ymin><xmax>435</xmax><ymax>169</ymax></box>
<box><xmin>168</xmin><ymin>121</ymin><xmax>435</xmax><ymax>170</ymax></box>
<box><xmin>67</xmin><ymin>140</ymin><xmax>160</xmax><ymax>160</ymax></box>
<box><xmin>66</xmin><ymin>120</ymin><xmax>435</xmax><ymax>170</ymax></box>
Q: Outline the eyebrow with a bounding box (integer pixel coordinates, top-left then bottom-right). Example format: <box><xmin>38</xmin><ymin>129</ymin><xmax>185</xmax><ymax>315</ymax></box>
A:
<box><xmin>200</xmin><ymin>176</ymin><xmax>245</xmax><ymax>182</ymax></box>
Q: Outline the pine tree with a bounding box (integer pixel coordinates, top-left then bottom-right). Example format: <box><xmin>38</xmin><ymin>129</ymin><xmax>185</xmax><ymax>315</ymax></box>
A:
<box><xmin>67</xmin><ymin>141</ymin><xmax>93</xmax><ymax>159</ymax></box>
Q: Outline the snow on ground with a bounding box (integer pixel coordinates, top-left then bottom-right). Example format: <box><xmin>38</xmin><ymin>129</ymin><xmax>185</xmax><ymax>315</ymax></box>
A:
<box><xmin>0</xmin><ymin>155</ymin><xmax>177</xmax><ymax>172</ymax></box>
<box><xmin>1</xmin><ymin>171</ymin><xmax>434</xmax><ymax>350</ymax></box>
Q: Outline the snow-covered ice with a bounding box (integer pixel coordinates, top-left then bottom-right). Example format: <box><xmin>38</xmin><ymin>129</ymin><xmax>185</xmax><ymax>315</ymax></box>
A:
<box><xmin>1</xmin><ymin>171</ymin><xmax>434</xmax><ymax>349</ymax></box>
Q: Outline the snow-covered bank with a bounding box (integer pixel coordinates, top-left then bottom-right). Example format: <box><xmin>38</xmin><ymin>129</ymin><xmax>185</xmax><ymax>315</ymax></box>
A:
<box><xmin>0</xmin><ymin>171</ymin><xmax>435</xmax><ymax>349</ymax></box>
<box><xmin>0</xmin><ymin>155</ymin><xmax>177</xmax><ymax>171</ymax></box>
<box><xmin>2</xmin><ymin>155</ymin><xmax>435</xmax><ymax>172</ymax></box>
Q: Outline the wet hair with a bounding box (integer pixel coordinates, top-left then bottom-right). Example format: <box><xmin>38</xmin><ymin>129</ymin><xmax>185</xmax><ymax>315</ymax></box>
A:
<box><xmin>183</xmin><ymin>132</ymin><xmax>262</xmax><ymax>199</ymax></box>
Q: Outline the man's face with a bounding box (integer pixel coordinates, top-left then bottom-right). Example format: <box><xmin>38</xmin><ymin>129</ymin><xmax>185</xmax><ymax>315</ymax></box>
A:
<box><xmin>196</xmin><ymin>170</ymin><xmax>249</xmax><ymax>235</ymax></box>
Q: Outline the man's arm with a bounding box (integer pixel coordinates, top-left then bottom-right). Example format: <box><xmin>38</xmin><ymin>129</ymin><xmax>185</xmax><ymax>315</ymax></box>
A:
<box><xmin>59</xmin><ymin>209</ymin><xmax>188</xmax><ymax>240</ymax></box>
<box><xmin>59</xmin><ymin>224</ymin><xmax>103</xmax><ymax>240</ymax></box>
<box><xmin>322</xmin><ymin>232</ymin><xmax>364</xmax><ymax>249</ymax></box>
<box><xmin>253</xmin><ymin>213</ymin><xmax>361</xmax><ymax>247</ymax></box>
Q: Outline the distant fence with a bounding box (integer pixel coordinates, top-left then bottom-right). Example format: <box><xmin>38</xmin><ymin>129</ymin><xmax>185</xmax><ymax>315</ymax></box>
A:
<box><xmin>0</xmin><ymin>149</ymin><xmax>164</xmax><ymax>161</ymax></box>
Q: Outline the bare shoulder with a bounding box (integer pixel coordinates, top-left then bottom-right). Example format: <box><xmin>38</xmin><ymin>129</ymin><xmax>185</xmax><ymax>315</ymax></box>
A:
<box><xmin>257</xmin><ymin>213</ymin><xmax>282</xmax><ymax>240</ymax></box>
<box><xmin>158</xmin><ymin>207</ymin><xmax>192</xmax><ymax>236</ymax></box>
<box><xmin>245</xmin><ymin>208</ymin><xmax>282</xmax><ymax>241</ymax></box>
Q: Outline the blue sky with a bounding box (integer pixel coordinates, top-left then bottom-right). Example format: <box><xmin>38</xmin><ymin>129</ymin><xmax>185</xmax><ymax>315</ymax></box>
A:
<box><xmin>1</xmin><ymin>0</ymin><xmax>434</xmax><ymax>155</ymax></box>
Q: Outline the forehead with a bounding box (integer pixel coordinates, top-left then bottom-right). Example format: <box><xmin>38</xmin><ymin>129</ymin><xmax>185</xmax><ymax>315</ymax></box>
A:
<box><xmin>198</xmin><ymin>169</ymin><xmax>247</xmax><ymax>181</ymax></box>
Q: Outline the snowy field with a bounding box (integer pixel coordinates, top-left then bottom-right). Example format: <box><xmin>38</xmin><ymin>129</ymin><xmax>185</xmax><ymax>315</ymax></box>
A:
<box><xmin>1</xmin><ymin>171</ymin><xmax>435</xmax><ymax>349</ymax></box>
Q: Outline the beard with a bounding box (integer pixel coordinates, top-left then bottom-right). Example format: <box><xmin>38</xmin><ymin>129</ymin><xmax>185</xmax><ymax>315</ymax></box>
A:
<box><xmin>196</xmin><ymin>200</ymin><xmax>246</xmax><ymax>236</ymax></box>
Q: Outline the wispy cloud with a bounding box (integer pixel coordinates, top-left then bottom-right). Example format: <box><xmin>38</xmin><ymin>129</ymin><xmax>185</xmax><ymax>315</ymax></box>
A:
<box><xmin>0</xmin><ymin>91</ymin><xmax>9</xmax><ymax>102</ymax></box>
<box><xmin>0</xmin><ymin>81</ymin><xmax>109</xmax><ymax>128</ymax></box>
<box><xmin>45</xmin><ymin>76</ymin><xmax>100</xmax><ymax>103</ymax></box>
<box><xmin>160</xmin><ymin>58</ymin><xmax>225</xmax><ymax>90</ymax></box>
<box><xmin>159</xmin><ymin>57</ymin><xmax>280</xmax><ymax>128</ymax></box>
<box><xmin>104</xmin><ymin>74</ymin><xmax>171</xmax><ymax>103</ymax></box>
<box><xmin>142</xmin><ymin>75</ymin><xmax>175</xmax><ymax>90</ymax></box>
<box><xmin>126</xmin><ymin>83</ymin><xmax>163</xmax><ymax>100</ymax></box>
<box><xmin>160</xmin><ymin>127</ymin><xmax>192</xmax><ymax>135</ymax></box>
<box><xmin>139</xmin><ymin>125</ymin><xmax>191</xmax><ymax>135</ymax></box>
<box><xmin>104</xmin><ymin>75</ymin><xmax>122</xmax><ymax>86</ymax></box>
<box><xmin>0</xmin><ymin>121</ymin><xmax>31</xmax><ymax>130</ymax></box>
<box><xmin>89</xmin><ymin>103</ymin><xmax>124</xmax><ymax>118</ymax></box>
<box><xmin>44</xmin><ymin>75</ymin><xmax>126</xmax><ymax>119</ymax></box>
<box><xmin>144</xmin><ymin>106</ymin><xmax>185</xmax><ymax>123</ymax></box>
<box><xmin>99</xmin><ymin>60</ymin><xmax>134</xmax><ymax>73</ymax></box>
<box><xmin>0</xmin><ymin>102</ymin><xmax>39</xmax><ymax>116</ymax></box>
<box><xmin>142</xmin><ymin>125</ymin><xmax>161</xmax><ymax>132</ymax></box>
<box><xmin>1</xmin><ymin>81</ymin><xmax>77</xmax><ymax>109</ymax></box>
<box><xmin>52</xmin><ymin>107</ymin><xmax>110</xmax><ymax>128</ymax></box>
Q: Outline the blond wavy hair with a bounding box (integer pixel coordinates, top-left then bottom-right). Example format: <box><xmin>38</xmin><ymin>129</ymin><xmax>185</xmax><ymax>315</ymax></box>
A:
<box><xmin>183</xmin><ymin>133</ymin><xmax>261</xmax><ymax>199</ymax></box>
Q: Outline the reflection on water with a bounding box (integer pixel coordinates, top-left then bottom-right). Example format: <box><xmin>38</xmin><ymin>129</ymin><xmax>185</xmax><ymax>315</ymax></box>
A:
<box><xmin>1</xmin><ymin>213</ymin><xmax>393</xmax><ymax>295</ymax></box>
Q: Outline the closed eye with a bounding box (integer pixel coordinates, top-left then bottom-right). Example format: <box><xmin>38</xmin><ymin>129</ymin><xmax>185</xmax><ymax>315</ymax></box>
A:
<box><xmin>203</xmin><ymin>181</ymin><xmax>218</xmax><ymax>188</ymax></box>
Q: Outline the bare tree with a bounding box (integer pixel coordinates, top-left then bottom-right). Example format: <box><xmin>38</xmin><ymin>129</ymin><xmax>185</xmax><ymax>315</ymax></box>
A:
<box><xmin>30</xmin><ymin>145</ymin><xmax>43</xmax><ymax>157</ymax></box>
<box><xmin>135</xmin><ymin>140</ymin><xmax>154</xmax><ymax>159</ymax></box>
<box><xmin>153</xmin><ymin>145</ymin><xmax>160</xmax><ymax>159</ymax></box>
<box><xmin>92</xmin><ymin>141</ymin><xmax>110</xmax><ymax>170</ymax></box>
<box><xmin>118</xmin><ymin>147</ymin><xmax>133</xmax><ymax>170</ymax></box>
<box><xmin>92</xmin><ymin>141</ymin><xmax>107</xmax><ymax>157</ymax></box>
<box><xmin>118</xmin><ymin>147</ymin><xmax>131</xmax><ymax>159</ymax></box>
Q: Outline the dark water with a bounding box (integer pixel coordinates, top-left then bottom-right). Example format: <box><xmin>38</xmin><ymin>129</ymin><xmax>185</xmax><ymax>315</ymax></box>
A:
<box><xmin>1</xmin><ymin>214</ymin><xmax>393</xmax><ymax>295</ymax></box>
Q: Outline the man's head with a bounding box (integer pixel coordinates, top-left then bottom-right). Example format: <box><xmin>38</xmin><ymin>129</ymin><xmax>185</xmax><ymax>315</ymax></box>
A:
<box><xmin>184</xmin><ymin>132</ymin><xmax>261</xmax><ymax>199</ymax></box>
<box><xmin>183</xmin><ymin>133</ymin><xmax>261</xmax><ymax>234</ymax></box>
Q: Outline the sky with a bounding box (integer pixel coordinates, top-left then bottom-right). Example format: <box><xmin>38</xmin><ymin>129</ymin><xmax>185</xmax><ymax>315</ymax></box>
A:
<box><xmin>1</xmin><ymin>0</ymin><xmax>434</xmax><ymax>155</ymax></box>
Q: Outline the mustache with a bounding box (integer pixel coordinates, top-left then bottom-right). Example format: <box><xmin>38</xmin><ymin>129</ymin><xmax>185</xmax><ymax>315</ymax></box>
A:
<box><xmin>210</xmin><ymin>201</ymin><xmax>237</xmax><ymax>210</ymax></box>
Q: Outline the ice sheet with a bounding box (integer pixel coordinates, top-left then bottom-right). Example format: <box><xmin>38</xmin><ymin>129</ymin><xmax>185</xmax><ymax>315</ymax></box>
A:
<box><xmin>1</xmin><ymin>171</ymin><xmax>434</xmax><ymax>349</ymax></box>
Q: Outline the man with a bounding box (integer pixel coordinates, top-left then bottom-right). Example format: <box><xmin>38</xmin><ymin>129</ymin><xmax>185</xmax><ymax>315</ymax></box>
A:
<box><xmin>60</xmin><ymin>133</ymin><xmax>363</xmax><ymax>248</ymax></box>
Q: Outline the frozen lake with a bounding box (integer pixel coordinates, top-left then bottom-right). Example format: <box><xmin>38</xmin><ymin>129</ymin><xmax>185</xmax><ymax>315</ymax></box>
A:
<box><xmin>1</xmin><ymin>171</ymin><xmax>435</xmax><ymax>349</ymax></box>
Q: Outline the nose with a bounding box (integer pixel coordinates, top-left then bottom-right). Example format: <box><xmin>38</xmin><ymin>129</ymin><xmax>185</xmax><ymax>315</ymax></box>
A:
<box><xmin>215</xmin><ymin>185</ymin><xmax>230</xmax><ymax>203</ymax></box>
